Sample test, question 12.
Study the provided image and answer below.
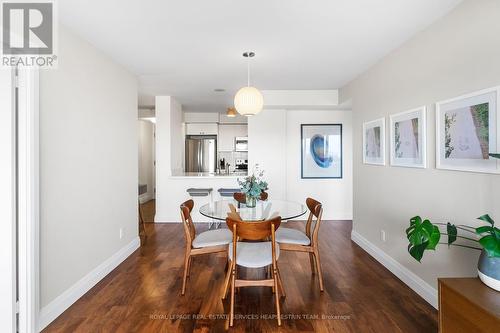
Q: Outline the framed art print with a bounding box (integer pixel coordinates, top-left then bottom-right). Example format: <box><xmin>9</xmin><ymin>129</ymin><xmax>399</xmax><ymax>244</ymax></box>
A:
<box><xmin>390</xmin><ymin>106</ymin><xmax>427</xmax><ymax>168</ymax></box>
<box><xmin>436</xmin><ymin>86</ymin><xmax>500</xmax><ymax>174</ymax></box>
<box><xmin>363</xmin><ymin>118</ymin><xmax>385</xmax><ymax>165</ymax></box>
<box><xmin>301</xmin><ymin>124</ymin><xmax>342</xmax><ymax>179</ymax></box>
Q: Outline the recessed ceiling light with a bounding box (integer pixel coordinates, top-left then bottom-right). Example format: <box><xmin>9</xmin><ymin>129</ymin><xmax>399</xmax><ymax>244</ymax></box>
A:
<box><xmin>214</xmin><ymin>88</ymin><xmax>225</xmax><ymax>92</ymax></box>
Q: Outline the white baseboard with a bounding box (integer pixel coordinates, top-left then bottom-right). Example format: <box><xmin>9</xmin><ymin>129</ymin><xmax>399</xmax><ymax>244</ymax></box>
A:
<box><xmin>351</xmin><ymin>230</ymin><xmax>438</xmax><ymax>309</ymax></box>
<box><xmin>38</xmin><ymin>237</ymin><xmax>140</xmax><ymax>331</ymax></box>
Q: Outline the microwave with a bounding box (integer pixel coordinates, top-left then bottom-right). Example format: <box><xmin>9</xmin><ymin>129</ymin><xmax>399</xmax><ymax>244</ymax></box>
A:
<box><xmin>235</xmin><ymin>137</ymin><xmax>248</xmax><ymax>152</ymax></box>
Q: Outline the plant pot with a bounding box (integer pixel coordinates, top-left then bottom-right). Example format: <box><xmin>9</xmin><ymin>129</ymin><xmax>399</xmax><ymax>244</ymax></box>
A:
<box><xmin>478</xmin><ymin>249</ymin><xmax>500</xmax><ymax>292</ymax></box>
<box><xmin>245</xmin><ymin>195</ymin><xmax>257</xmax><ymax>208</ymax></box>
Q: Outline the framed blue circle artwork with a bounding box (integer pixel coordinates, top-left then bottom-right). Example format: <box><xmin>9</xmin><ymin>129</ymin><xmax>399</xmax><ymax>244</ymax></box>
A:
<box><xmin>310</xmin><ymin>135</ymin><xmax>334</xmax><ymax>168</ymax></box>
<box><xmin>301</xmin><ymin>124</ymin><xmax>342</xmax><ymax>179</ymax></box>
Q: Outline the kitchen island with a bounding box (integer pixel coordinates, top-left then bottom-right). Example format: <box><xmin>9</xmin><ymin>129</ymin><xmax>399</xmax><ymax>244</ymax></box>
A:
<box><xmin>155</xmin><ymin>171</ymin><xmax>248</xmax><ymax>223</ymax></box>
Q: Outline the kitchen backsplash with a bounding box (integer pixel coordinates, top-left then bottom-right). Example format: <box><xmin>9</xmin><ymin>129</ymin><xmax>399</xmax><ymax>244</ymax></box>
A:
<box><xmin>218</xmin><ymin>151</ymin><xmax>248</xmax><ymax>172</ymax></box>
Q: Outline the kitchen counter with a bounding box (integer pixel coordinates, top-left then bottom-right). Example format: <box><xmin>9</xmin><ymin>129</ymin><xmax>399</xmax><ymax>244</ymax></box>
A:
<box><xmin>157</xmin><ymin>171</ymin><xmax>246</xmax><ymax>223</ymax></box>
<box><xmin>170</xmin><ymin>171</ymin><xmax>248</xmax><ymax>179</ymax></box>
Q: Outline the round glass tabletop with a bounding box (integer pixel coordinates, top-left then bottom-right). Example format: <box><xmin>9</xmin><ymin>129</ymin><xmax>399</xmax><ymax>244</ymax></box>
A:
<box><xmin>199</xmin><ymin>199</ymin><xmax>307</xmax><ymax>221</ymax></box>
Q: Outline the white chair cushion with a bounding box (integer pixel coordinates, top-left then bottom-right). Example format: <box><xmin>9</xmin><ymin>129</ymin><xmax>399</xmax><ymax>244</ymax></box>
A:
<box><xmin>228</xmin><ymin>242</ymin><xmax>280</xmax><ymax>268</ymax></box>
<box><xmin>275</xmin><ymin>227</ymin><xmax>311</xmax><ymax>246</ymax></box>
<box><xmin>192</xmin><ymin>229</ymin><xmax>233</xmax><ymax>248</ymax></box>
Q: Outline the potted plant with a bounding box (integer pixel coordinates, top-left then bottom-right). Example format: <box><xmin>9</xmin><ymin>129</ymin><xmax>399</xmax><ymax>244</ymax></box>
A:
<box><xmin>237</xmin><ymin>165</ymin><xmax>268</xmax><ymax>208</ymax></box>
<box><xmin>406</xmin><ymin>214</ymin><xmax>500</xmax><ymax>291</ymax></box>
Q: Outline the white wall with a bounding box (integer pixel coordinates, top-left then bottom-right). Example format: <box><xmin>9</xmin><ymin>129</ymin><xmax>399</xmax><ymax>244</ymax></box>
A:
<box><xmin>39</xmin><ymin>25</ymin><xmax>138</xmax><ymax>318</ymax></box>
<box><xmin>248</xmin><ymin>110</ymin><xmax>288</xmax><ymax>200</ymax></box>
<box><xmin>183</xmin><ymin>112</ymin><xmax>219</xmax><ymax>123</ymax></box>
<box><xmin>249</xmin><ymin>109</ymin><xmax>353</xmax><ymax>220</ymax></box>
<box><xmin>286</xmin><ymin>110</ymin><xmax>353</xmax><ymax>220</ymax></box>
<box><xmin>340</xmin><ymin>0</ymin><xmax>500</xmax><ymax>296</ymax></box>
<box><xmin>0</xmin><ymin>68</ymin><xmax>16</xmax><ymax>333</ymax></box>
<box><xmin>170</xmin><ymin>98</ymin><xmax>184</xmax><ymax>173</ymax></box>
<box><xmin>155</xmin><ymin>96</ymin><xmax>184</xmax><ymax>221</ymax></box>
<box><xmin>138</xmin><ymin>120</ymin><xmax>155</xmax><ymax>202</ymax></box>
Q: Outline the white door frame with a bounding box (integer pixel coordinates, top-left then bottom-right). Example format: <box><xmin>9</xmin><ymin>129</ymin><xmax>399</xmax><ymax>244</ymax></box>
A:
<box><xmin>0</xmin><ymin>67</ymin><xmax>17</xmax><ymax>333</ymax></box>
<box><xmin>0</xmin><ymin>66</ymin><xmax>39</xmax><ymax>333</ymax></box>
<box><xmin>17</xmin><ymin>67</ymin><xmax>40</xmax><ymax>333</ymax></box>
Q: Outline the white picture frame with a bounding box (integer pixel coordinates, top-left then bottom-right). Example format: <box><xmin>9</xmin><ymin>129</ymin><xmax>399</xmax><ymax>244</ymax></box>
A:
<box><xmin>363</xmin><ymin>117</ymin><xmax>385</xmax><ymax>165</ymax></box>
<box><xmin>436</xmin><ymin>86</ymin><xmax>500</xmax><ymax>174</ymax></box>
<box><xmin>390</xmin><ymin>106</ymin><xmax>427</xmax><ymax>168</ymax></box>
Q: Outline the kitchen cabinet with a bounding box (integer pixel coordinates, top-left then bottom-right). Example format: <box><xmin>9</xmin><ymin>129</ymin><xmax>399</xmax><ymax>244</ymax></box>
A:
<box><xmin>218</xmin><ymin>124</ymin><xmax>248</xmax><ymax>151</ymax></box>
<box><xmin>185</xmin><ymin>123</ymin><xmax>218</xmax><ymax>135</ymax></box>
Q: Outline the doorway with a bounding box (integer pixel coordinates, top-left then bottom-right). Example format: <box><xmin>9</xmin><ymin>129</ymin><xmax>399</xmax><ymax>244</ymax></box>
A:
<box><xmin>138</xmin><ymin>108</ymin><xmax>156</xmax><ymax>223</ymax></box>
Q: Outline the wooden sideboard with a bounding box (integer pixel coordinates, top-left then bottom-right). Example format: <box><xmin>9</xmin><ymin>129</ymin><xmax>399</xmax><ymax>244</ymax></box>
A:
<box><xmin>438</xmin><ymin>278</ymin><xmax>500</xmax><ymax>332</ymax></box>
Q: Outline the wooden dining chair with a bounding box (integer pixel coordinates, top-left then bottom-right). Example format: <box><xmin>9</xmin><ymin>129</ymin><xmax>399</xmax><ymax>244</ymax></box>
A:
<box><xmin>233</xmin><ymin>191</ymin><xmax>268</xmax><ymax>204</ymax></box>
<box><xmin>260</xmin><ymin>191</ymin><xmax>269</xmax><ymax>201</ymax></box>
<box><xmin>222</xmin><ymin>215</ymin><xmax>285</xmax><ymax>326</ymax></box>
<box><xmin>275</xmin><ymin>197</ymin><xmax>324</xmax><ymax>291</ymax></box>
<box><xmin>180</xmin><ymin>199</ymin><xmax>233</xmax><ymax>295</ymax></box>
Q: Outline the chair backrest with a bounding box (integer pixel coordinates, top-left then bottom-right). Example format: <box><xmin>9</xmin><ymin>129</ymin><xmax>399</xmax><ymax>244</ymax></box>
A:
<box><xmin>233</xmin><ymin>191</ymin><xmax>268</xmax><ymax>204</ymax></box>
<box><xmin>226</xmin><ymin>216</ymin><xmax>281</xmax><ymax>241</ymax></box>
<box><xmin>180</xmin><ymin>199</ymin><xmax>196</xmax><ymax>246</ymax></box>
<box><xmin>305</xmin><ymin>197</ymin><xmax>323</xmax><ymax>243</ymax></box>
<box><xmin>226</xmin><ymin>216</ymin><xmax>281</xmax><ymax>268</ymax></box>
<box><xmin>233</xmin><ymin>192</ymin><xmax>246</xmax><ymax>204</ymax></box>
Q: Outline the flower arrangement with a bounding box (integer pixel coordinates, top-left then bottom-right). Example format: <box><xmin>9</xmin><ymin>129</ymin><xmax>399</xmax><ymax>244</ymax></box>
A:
<box><xmin>237</xmin><ymin>165</ymin><xmax>268</xmax><ymax>207</ymax></box>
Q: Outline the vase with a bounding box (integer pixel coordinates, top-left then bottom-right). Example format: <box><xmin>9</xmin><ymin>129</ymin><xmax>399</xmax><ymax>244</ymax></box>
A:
<box><xmin>245</xmin><ymin>195</ymin><xmax>257</xmax><ymax>208</ymax></box>
<box><xmin>477</xmin><ymin>249</ymin><xmax>500</xmax><ymax>292</ymax></box>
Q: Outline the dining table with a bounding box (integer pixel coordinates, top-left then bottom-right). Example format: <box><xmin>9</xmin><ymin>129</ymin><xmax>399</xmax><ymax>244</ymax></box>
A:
<box><xmin>199</xmin><ymin>199</ymin><xmax>307</xmax><ymax>222</ymax></box>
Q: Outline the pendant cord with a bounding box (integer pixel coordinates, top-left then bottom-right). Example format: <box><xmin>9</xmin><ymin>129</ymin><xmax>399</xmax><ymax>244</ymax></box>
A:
<box><xmin>247</xmin><ymin>58</ymin><xmax>250</xmax><ymax>87</ymax></box>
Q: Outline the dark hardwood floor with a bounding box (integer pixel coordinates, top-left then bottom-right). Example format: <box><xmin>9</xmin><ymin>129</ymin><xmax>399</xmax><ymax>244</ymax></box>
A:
<box><xmin>141</xmin><ymin>199</ymin><xmax>156</xmax><ymax>223</ymax></box>
<box><xmin>43</xmin><ymin>201</ymin><xmax>437</xmax><ymax>332</ymax></box>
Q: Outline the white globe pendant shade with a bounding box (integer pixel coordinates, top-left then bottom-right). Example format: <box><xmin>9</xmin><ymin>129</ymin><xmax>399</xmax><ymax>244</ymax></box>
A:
<box><xmin>234</xmin><ymin>86</ymin><xmax>264</xmax><ymax>116</ymax></box>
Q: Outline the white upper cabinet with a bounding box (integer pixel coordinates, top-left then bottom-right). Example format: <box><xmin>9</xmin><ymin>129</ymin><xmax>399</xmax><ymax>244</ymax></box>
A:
<box><xmin>232</xmin><ymin>124</ymin><xmax>248</xmax><ymax>138</ymax></box>
<box><xmin>218</xmin><ymin>124</ymin><xmax>248</xmax><ymax>151</ymax></box>
<box><xmin>185</xmin><ymin>123</ymin><xmax>219</xmax><ymax>135</ymax></box>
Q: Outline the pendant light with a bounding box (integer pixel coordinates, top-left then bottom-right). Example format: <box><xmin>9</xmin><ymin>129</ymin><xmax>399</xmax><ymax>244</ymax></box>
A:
<box><xmin>234</xmin><ymin>52</ymin><xmax>264</xmax><ymax>116</ymax></box>
<box><xmin>226</xmin><ymin>107</ymin><xmax>237</xmax><ymax>117</ymax></box>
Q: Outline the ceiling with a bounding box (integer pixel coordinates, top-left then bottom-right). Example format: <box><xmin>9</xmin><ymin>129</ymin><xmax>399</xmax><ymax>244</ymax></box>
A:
<box><xmin>59</xmin><ymin>0</ymin><xmax>462</xmax><ymax>111</ymax></box>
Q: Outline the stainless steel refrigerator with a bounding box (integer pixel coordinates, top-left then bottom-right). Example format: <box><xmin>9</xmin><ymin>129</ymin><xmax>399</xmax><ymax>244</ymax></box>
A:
<box><xmin>185</xmin><ymin>135</ymin><xmax>217</xmax><ymax>173</ymax></box>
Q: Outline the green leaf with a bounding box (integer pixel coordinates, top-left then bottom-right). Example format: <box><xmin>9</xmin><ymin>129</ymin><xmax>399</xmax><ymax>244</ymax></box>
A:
<box><xmin>489</xmin><ymin>153</ymin><xmax>500</xmax><ymax>159</ymax></box>
<box><xmin>494</xmin><ymin>227</ymin><xmax>500</xmax><ymax>239</ymax></box>
<box><xmin>478</xmin><ymin>214</ymin><xmax>494</xmax><ymax>225</ymax></box>
<box><xmin>476</xmin><ymin>225</ymin><xmax>494</xmax><ymax>235</ymax></box>
<box><xmin>428</xmin><ymin>225</ymin><xmax>441</xmax><ymax>250</ymax></box>
<box><xmin>408</xmin><ymin>242</ymin><xmax>429</xmax><ymax>262</ymax></box>
<box><xmin>479</xmin><ymin>235</ymin><xmax>500</xmax><ymax>257</ymax></box>
<box><xmin>422</xmin><ymin>220</ymin><xmax>441</xmax><ymax>250</ymax></box>
<box><xmin>406</xmin><ymin>216</ymin><xmax>440</xmax><ymax>261</ymax></box>
<box><xmin>447</xmin><ymin>223</ymin><xmax>457</xmax><ymax>246</ymax></box>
